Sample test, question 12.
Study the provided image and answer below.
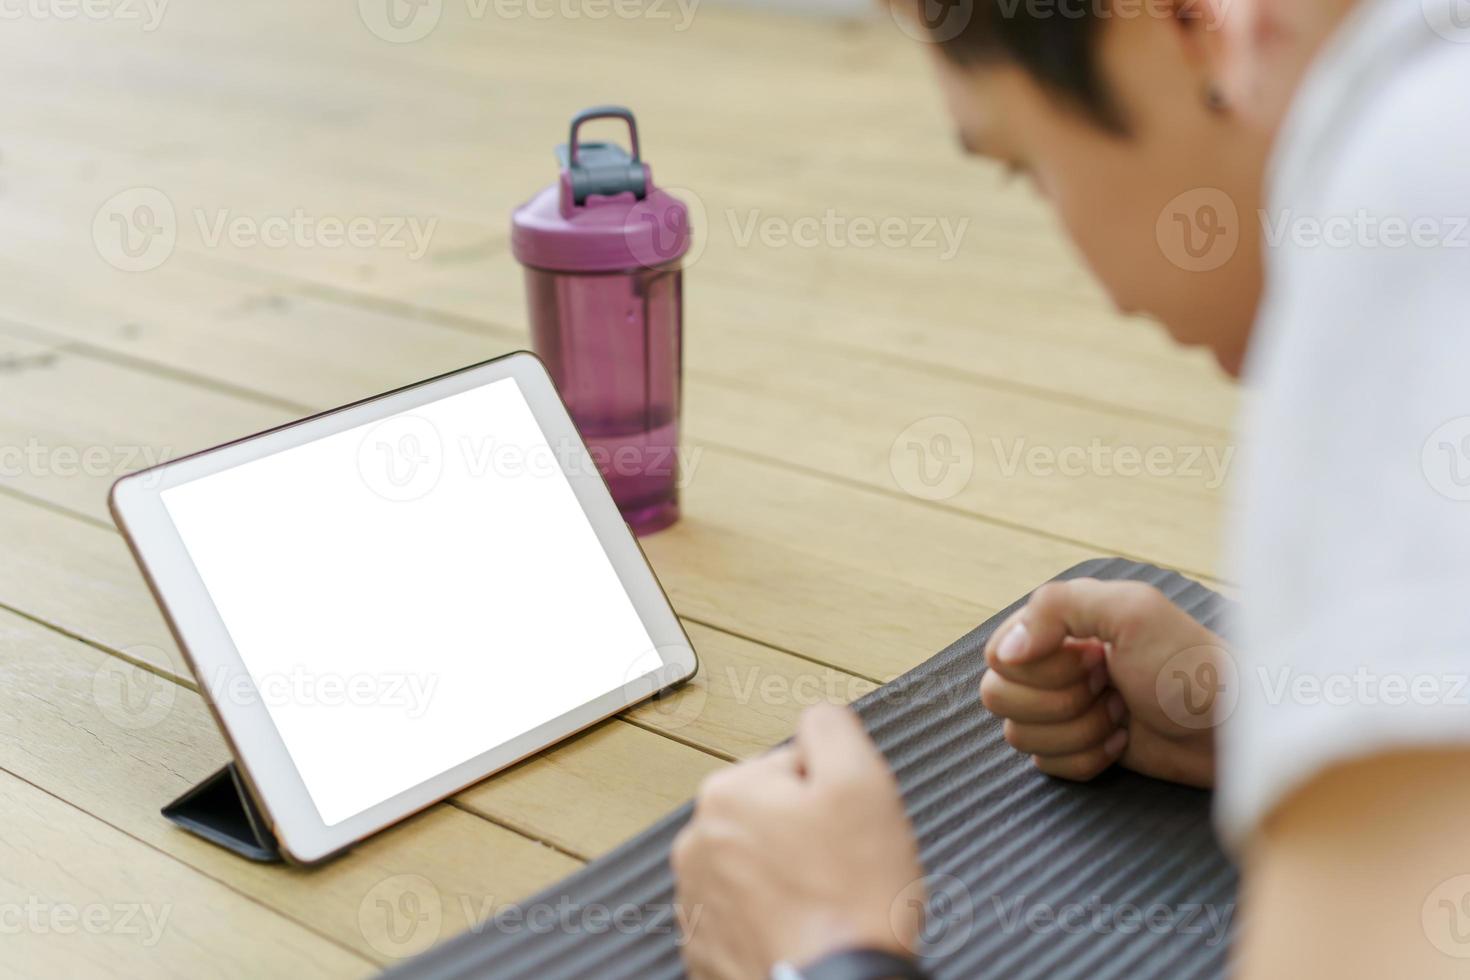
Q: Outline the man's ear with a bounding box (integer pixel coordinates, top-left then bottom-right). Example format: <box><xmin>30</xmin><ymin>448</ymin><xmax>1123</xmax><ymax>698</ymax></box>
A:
<box><xmin>1170</xmin><ymin>0</ymin><xmax>1234</xmax><ymax>106</ymax></box>
<box><xmin>1188</xmin><ymin>0</ymin><xmax>1296</xmax><ymax>123</ymax></box>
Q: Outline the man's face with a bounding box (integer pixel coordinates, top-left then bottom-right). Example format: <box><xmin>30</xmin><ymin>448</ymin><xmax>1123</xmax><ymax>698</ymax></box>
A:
<box><xmin>924</xmin><ymin>9</ymin><xmax>1273</xmax><ymax>376</ymax></box>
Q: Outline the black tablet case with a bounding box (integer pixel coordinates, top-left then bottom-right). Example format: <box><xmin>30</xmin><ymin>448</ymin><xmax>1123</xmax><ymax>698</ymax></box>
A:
<box><xmin>162</xmin><ymin>761</ymin><xmax>281</xmax><ymax>862</ymax></box>
<box><xmin>382</xmin><ymin>557</ymin><xmax>1239</xmax><ymax>979</ymax></box>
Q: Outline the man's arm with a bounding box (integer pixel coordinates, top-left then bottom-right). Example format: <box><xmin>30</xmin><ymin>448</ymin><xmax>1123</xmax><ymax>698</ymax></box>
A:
<box><xmin>1239</xmin><ymin>750</ymin><xmax>1470</xmax><ymax>979</ymax></box>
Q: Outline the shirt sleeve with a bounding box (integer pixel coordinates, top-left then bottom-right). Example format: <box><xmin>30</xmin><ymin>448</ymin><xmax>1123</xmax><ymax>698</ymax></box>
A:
<box><xmin>1215</xmin><ymin>41</ymin><xmax>1470</xmax><ymax>850</ymax></box>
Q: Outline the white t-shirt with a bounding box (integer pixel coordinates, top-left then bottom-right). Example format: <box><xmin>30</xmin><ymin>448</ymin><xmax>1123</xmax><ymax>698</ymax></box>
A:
<box><xmin>1217</xmin><ymin>0</ymin><xmax>1470</xmax><ymax>849</ymax></box>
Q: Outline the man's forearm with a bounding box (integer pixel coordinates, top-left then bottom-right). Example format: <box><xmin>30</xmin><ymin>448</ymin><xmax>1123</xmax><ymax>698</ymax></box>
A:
<box><xmin>1237</xmin><ymin>750</ymin><xmax>1470</xmax><ymax>979</ymax></box>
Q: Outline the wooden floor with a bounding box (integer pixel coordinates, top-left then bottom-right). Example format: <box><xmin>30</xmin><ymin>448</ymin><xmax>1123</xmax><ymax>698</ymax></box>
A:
<box><xmin>0</xmin><ymin>2</ymin><xmax>1237</xmax><ymax>975</ymax></box>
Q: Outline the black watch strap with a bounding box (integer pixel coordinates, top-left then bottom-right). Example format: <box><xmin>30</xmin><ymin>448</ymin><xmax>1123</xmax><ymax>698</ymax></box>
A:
<box><xmin>778</xmin><ymin>948</ymin><xmax>930</xmax><ymax>980</ymax></box>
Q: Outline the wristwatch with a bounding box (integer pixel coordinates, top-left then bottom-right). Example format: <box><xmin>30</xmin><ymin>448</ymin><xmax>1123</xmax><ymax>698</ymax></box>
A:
<box><xmin>770</xmin><ymin>949</ymin><xmax>930</xmax><ymax>980</ymax></box>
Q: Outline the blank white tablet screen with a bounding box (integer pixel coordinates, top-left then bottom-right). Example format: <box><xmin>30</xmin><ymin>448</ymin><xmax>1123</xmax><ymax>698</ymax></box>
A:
<box><xmin>160</xmin><ymin>377</ymin><xmax>656</xmax><ymax>827</ymax></box>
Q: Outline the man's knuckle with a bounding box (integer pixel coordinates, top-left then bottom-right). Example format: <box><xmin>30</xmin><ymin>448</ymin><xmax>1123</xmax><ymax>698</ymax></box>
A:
<box><xmin>670</xmin><ymin>829</ymin><xmax>695</xmax><ymax>871</ymax></box>
<box><xmin>813</xmin><ymin>780</ymin><xmax>852</xmax><ymax>809</ymax></box>
<box><xmin>1114</xmin><ymin>582</ymin><xmax>1166</xmax><ymax>625</ymax></box>
<box><xmin>1085</xmin><ymin>707</ymin><xmax>1115</xmax><ymax>744</ymax></box>
<box><xmin>1082</xmin><ymin>748</ymin><xmax>1112</xmax><ymax>778</ymax></box>
<box><xmin>696</xmin><ymin>769</ymin><xmax>740</xmax><ymax>808</ymax></box>
<box><xmin>838</xmin><ymin>765</ymin><xmax>888</xmax><ymax>801</ymax></box>
<box><xmin>1029</xmin><ymin>581</ymin><xmax>1069</xmax><ymax>613</ymax></box>
<box><xmin>702</xmin><ymin>820</ymin><xmax>744</xmax><ymax>852</ymax></box>
<box><xmin>1036</xmin><ymin>747</ymin><xmax>1109</xmax><ymax>782</ymax></box>
<box><xmin>1078</xmin><ymin>745</ymin><xmax>1114</xmax><ymax>778</ymax></box>
<box><xmin>979</xmin><ymin>670</ymin><xmax>1005</xmax><ymax>709</ymax></box>
<box><xmin>1059</xmin><ymin>684</ymin><xmax>1094</xmax><ymax>716</ymax></box>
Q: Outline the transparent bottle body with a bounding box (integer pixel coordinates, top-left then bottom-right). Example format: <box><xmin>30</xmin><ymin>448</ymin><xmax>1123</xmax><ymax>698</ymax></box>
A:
<box><xmin>524</xmin><ymin>261</ymin><xmax>682</xmax><ymax>535</ymax></box>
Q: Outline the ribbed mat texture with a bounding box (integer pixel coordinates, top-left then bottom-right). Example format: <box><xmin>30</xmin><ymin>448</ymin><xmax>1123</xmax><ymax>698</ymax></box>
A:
<box><xmin>385</xmin><ymin>558</ymin><xmax>1238</xmax><ymax>979</ymax></box>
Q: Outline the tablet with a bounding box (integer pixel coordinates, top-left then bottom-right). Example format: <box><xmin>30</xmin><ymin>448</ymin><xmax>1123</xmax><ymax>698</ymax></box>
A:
<box><xmin>110</xmin><ymin>351</ymin><xmax>698</xmax><ymax>864</ymax></box>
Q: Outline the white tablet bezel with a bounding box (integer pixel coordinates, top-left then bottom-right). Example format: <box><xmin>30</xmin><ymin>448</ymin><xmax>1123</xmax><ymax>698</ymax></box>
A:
<box><xmin>110</xmin><ymin>351</ymin><xmax>697</xmax><ymax>865</ymax></box>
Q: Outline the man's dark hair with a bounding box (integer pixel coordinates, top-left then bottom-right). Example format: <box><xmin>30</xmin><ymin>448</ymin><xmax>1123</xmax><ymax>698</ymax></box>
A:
<box><xmin>930</xmin><ymin>0</ymin><xmax>1126</xmax><ymax>132</ymax></box>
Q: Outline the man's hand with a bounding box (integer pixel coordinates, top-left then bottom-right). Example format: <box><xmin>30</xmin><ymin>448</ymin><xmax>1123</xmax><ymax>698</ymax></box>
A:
<box><xmin>980</xmin><ymin>578</ymin><xmax>1228</xmax><ymax>787</ymax></box>
<box><xmin>671</xmin><ymin>704</ymin><xmax>926</xmax><ymax>979</ymax></box>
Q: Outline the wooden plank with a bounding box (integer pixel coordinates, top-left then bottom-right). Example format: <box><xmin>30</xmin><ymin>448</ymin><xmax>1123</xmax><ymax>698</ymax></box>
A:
<box><xmin>0</xmin><ymin>233</ymin><xmax>1226</xmax><ymax>581</ymax></box>
<box><xmin>0</xmin><ymin>160</ymin><xmax>1233</xmax><ymax>577</ymax></box>
<box><xmin>0</xmin><ymin>607</ymin><xmax>586</xmax><ymax>966</ymax></box>
<box><xmin>0</xmin><ymin>49</ymin><xmax>1237</xmax><ymax>577</ymax></box>
<box><xmin>0</xmin><ymin>486</ymin><xmax>875</xmax><ymax>764</ymax></box>
<box><xmin>0</xmin><ymin>202</ymin><xmax>1233</xmax><ymax>437</ymax></box>
<box><xmin>0</xmin><ymin>7</ymin><xmax>1238</xmax><ymax>434</ymax></box>
<box><xmin>0</xmin><ymin>773</ymin><xmax>372</xmax><ymax>977</ymax></box>
<box><xmin>0</xmin><ymin>128</ymin><xmax>1235</xmax><ymax>433</ymax></box>
<box><xmin>0</xmin><ymin>324</ymin><xmax>1112</xmax><ymax>682</ymax></box>
<box><xmin>0</xmin><ymin>9</ymin><xmax>1042</xmax><ymax>228</ymax></box>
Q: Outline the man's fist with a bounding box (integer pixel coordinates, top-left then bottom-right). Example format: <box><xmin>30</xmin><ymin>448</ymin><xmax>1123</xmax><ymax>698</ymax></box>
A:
<box><xmin>672</xmin><ymin>705</ymin><xmax>926</xmax><ymax>979</ymax></box>
<box><xmin>980</xmin><ymin>578</ymin><xmax>1228</xmax><ymax>787</ymax></box>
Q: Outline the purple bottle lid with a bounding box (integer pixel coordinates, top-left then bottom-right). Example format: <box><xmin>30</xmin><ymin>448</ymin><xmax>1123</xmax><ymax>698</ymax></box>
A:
<box><xmin>511</xmin><ymin>106</ymin><xmax>691</xmax><ymax>273</ymax></box>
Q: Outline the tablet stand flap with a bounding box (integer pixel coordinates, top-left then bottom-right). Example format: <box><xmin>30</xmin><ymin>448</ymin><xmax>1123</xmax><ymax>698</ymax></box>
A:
<box><xmin>162</xmin><ymin>762</ymin><xmax>282</xmax><ymax>863</ymax></box>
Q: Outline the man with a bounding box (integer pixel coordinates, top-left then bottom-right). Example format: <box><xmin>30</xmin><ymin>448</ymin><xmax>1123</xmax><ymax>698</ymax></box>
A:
<box><xmin>671</xmin><ymin>0</ymin><xmax>1470</xmax><ymax>976</ymax></box>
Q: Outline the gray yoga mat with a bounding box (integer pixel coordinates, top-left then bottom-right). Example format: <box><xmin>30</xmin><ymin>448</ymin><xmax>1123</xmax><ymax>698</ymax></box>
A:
<box><xmin>384</xmin><ymin>557</ymin><xmax>1238</xmax><ymax>979</ymax></box>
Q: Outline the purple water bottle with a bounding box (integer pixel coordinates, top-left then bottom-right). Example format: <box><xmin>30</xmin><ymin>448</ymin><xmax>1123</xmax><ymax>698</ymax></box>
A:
<box><xmin>511</xmin><ymin>106</ymin><xmax>690</xmax><ymax>536</ymax></box>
